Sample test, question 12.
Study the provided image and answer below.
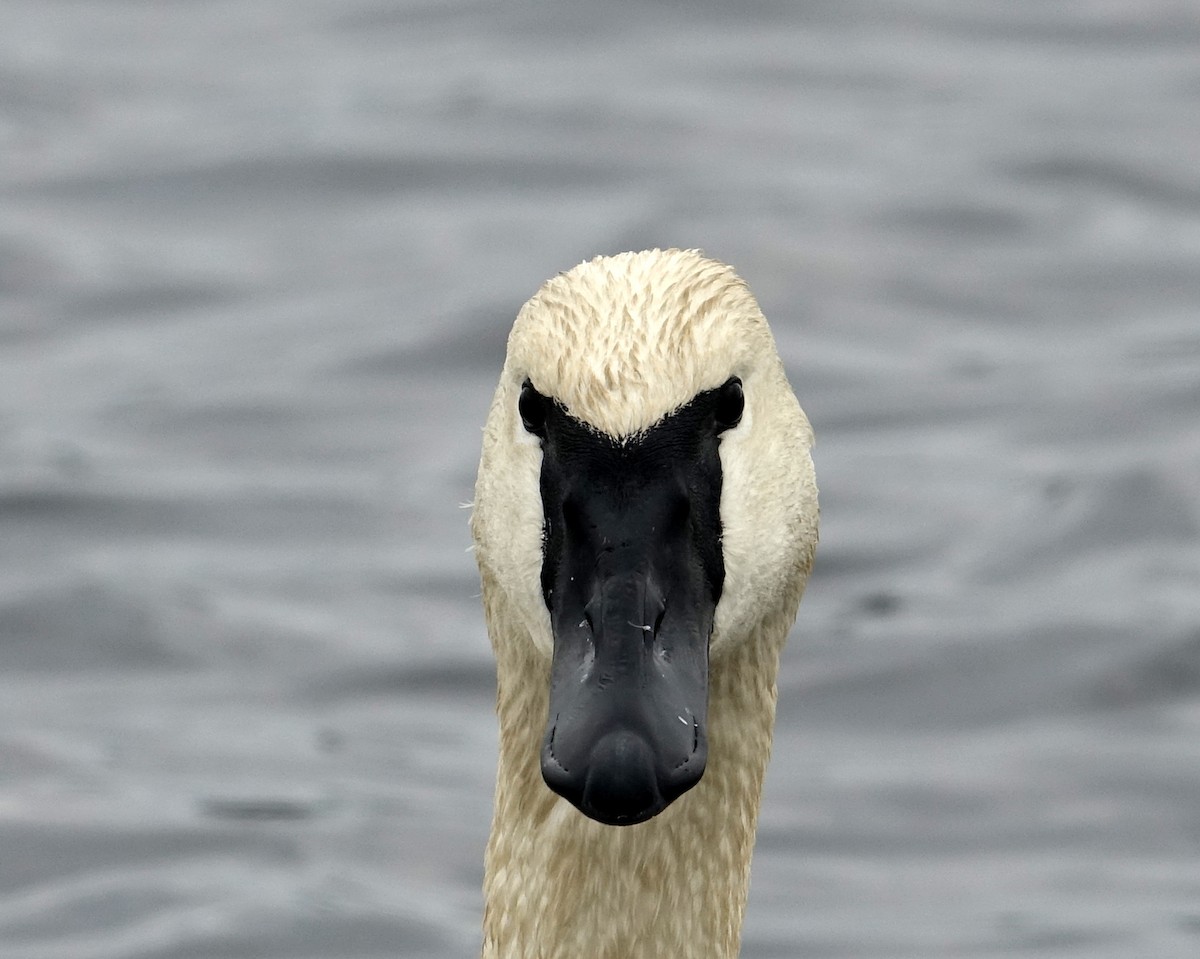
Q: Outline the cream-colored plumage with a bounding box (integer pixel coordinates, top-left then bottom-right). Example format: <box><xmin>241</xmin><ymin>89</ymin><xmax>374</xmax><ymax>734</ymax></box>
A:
<box><xmin>472</xmin><ymin>249</ymin><xmax>818</xmax><ymax>959</ymax></box>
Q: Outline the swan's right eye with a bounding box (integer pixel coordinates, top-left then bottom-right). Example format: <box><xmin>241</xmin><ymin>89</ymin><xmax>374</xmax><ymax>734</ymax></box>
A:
<box><xmin>519</xmin><ymin>380</ymin><xmax>549</xmax><ymax>438</ymax></box>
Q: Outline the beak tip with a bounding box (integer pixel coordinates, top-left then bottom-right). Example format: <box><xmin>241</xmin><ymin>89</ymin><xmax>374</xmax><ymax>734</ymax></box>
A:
<box><xmin>541</xmin><ymin>725</ymin><xmax>707</xmax><ymax>826</ymax></box>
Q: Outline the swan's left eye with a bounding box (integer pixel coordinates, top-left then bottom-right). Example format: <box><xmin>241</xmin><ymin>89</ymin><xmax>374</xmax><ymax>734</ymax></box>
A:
<box><xmin>519</xmin><ymin>379</ymin><xmax>549</xmax><ymax>437</ymax></box>
<box><xmin>714</xmin><ymin>377</ymin><xmax>744</xmax><ymax>432</ymax></box>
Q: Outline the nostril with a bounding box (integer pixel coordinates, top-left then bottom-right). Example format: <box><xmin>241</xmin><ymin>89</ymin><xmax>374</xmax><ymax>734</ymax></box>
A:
<box><xmin>652</xmin><ymin>605</ymin><xmax>666</xmax><ymax>636</ymax></box>
<box><xmin>643</xmin><ymin>577</ymin><xmax>667</xmax><ymax>631</ymax></box>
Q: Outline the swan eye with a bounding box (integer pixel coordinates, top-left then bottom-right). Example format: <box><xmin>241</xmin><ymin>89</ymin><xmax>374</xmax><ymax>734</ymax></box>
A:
<box><xmin>519</xmin><ymin>379</ymin><xmax>549</xmax><ymax>437</ymax></box>
<box><xmin>714</xmin><ymin>377</ymin><xmax>744</xmax><ymax>432</ymax></box>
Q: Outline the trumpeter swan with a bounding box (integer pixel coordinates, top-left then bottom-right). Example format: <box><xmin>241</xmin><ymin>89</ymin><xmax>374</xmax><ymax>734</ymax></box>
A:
<box><xmin>471</xmin><ymin>249</ymin><xmax>818</xmax><ymax>959</ymax></box>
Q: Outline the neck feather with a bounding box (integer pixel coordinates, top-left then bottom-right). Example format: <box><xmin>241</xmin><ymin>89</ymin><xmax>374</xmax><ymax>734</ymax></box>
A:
<box><xmin>481</xmin><ymin>580</ymin><xmax>790</xmax><ymax>959</ymax></box>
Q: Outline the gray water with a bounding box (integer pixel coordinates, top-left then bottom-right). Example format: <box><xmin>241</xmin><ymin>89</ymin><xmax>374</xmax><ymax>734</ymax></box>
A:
<box><xmin>2</xmin><ymin>1</ymin><xmax>1199</xmax><ymax>956</ymax></box>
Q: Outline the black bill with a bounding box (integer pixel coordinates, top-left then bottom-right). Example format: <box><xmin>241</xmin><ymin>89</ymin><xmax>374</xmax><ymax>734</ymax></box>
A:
<box><xmin>519</xmin><ymin>377</ymin><xmax>743</xmax><ymax>825</ymax></box>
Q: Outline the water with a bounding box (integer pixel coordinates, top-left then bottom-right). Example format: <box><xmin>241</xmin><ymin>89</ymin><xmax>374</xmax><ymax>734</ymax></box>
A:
<box><xmin>1</xmin><ymin>1</ymin><xmax>1199</xmax><ymax>956</ymax></box>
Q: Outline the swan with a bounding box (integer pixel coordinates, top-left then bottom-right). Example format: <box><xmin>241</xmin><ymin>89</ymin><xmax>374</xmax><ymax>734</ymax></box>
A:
<box><xmin>471</xmin><ymin>249</ymin><xmax>818</xmax><ymax>959</ymax></box>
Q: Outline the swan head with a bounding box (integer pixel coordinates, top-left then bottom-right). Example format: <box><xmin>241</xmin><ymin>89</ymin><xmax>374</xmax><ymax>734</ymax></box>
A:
<box><xmin>473</xmin><ymin>249</ymin><xmax>817</xmax><ymax>827</ymax></box>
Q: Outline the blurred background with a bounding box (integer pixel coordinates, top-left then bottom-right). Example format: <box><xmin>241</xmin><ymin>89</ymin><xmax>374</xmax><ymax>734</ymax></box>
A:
<box><xmin>2</xmin><ymin>1</ymin><xmax>1199</xmax><ymax>956</ymax></box>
